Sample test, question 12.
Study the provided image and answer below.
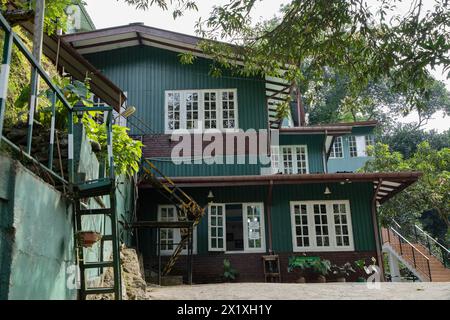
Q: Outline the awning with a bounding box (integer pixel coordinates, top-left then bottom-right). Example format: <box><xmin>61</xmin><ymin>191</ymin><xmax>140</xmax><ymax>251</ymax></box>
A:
<box><xmin>139</xmin><ymin>172</ymin><xmax>421</xmax><ymax>204</ymax></box>
<box><xmin>19</xmin><ymin>22</ymin><xmax>126</xmax><ymax>110</ymax></box>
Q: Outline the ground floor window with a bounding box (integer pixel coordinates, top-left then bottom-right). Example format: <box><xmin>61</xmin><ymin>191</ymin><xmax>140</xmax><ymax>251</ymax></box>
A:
<box><xmin>290</xmin><ymin>200</ymin><xmax>354</xmax><ymax>252</ymax></box>
<box><xmin>157</xmin><ymin>205</ymin><xmax>196</xmax><ymax>255</ymax></box>
<box><xmin>208</xmin><ymin>203</ymin><xmax>266</xmax><ymax>253</ymax></box>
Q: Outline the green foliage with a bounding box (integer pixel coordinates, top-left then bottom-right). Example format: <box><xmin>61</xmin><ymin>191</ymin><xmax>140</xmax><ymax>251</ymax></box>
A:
<box><xmin>122</xmin><ymin>0</ymin><xmax>197</xmax><ymax>18</ymax></box>
<box><xmin>362</xmin><ymin>142</ymin><xmax>450</xmax><ymax>228</ymax></box>
<box><xmin>83</xmin><ymin>116</ymin><xmax>143</xmax><ymax>177</ymax></box>
<box><xmin>222</xmin><ymin>258</ymin><xmax>238</xmax><ymax>281</ymax></box>
<box><xmin>380</xmin><ymin>124</ymin><xmax>450</xmax><ymax>159</ymax></box>
<box><xmin>288</xmin><ymin>257</ymin><xmax>331</xmax><ymax>276</ymax></box>
<box><xmin>192</xmin><ymin>0</ymin><xmax>450</xmax><ymax>122</ymax></box>
<box><xmin>1</xmin><ymin>0</ymin><xmax>75</xmax><ymax>34</ymax></box>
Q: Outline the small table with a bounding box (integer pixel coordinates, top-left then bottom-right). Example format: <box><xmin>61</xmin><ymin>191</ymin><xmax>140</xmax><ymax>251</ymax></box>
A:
<box><xmin>262</xmin><ymin>255</ymin><xmax>281</xmax><ymax>283</ymax></box>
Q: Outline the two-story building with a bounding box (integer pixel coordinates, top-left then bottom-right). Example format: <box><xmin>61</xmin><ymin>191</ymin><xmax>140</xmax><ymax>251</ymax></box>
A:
<box><xmin>62</xmin><ymin>24</ymin><xmax>420</xmax><ymax>283</ymax></box>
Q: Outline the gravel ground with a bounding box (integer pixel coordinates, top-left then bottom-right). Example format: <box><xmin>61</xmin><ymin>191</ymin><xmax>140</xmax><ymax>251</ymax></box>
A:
<box><xmin>146</xmin><ymin>282</ymin><xmax>450</xmax><ymax>300</ymax></box>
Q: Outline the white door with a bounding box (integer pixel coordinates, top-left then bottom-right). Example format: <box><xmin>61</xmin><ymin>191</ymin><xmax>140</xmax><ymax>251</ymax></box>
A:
<box><xmin>243</xmin><ymin>203</ymin><xmax>265</xmax><ymax>252</ymax></box>
<box><xmin>208</xmin><ymin>203</ymin><xmax>226</xmax><ymax>251</ymax></box>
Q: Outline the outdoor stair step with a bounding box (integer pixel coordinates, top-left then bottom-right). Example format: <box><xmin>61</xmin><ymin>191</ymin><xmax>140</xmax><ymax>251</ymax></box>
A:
<box><xmin>79</xmin><ymin>208</ymin><xmax>112</xmax><ymax>216</ymax></box>
<box><xmin>84</xmin><ymin>287</ymin><xmax>116</xmax><ymax>295</ymax></box>
<box><xmin>75</xmin><ymin>178</ymin><xmax>113</xmax><ymax>198</ymax></box>
<box><xmin>83</xmin><ymin>261</ymin><xmax>115</xmax><ymax>269</ymax></box>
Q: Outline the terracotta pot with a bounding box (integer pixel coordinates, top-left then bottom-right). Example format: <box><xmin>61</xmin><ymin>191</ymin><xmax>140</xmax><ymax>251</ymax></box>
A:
<box><xmin>317</xmin><ymin>275</ymin><xmax>326</xmax><ymax>283</ymax></box>
<box><xmin>336</xmin><ymin>277</ymin><xmax>346</xmax><ymax>282</ymax></box>
<box><xmin>77</xmin><ymin>231</ymin><xmax>102</xmax><ymax>248</ymax></box>
<box><xmin>296</xmin><ymin>276</ymin><xmax>306</xmax><ymax>283</ymax></box>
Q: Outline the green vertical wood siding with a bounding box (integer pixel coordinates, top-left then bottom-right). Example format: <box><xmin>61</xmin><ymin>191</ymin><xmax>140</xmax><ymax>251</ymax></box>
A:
<box><xmin>271</xmin><ymin>182</ymin><xmax>376</xmax><ymax>252</ymax></box>
<box><xmin>137</xmin><ymin>182</ymin><xmax>376</xmax><ymax>258</ymax></box>
<box><xmin>84</xmin><ymin>46</ymin><xmax>268</xmax><ymax>134</ymax></box>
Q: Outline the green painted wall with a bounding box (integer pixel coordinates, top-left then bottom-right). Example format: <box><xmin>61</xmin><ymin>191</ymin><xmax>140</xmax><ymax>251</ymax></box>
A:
<box><xmin>147</xmin><ymin>156</ymin><xmax>270</xmax><ymax>177</ymax></box>
<box><xmin>137</xmin><ymin>182</ymin><xmax>375</xmax><ymax>258</ymax></box>
<box><xmin>270</xmin><ymin>182</ymin><xmax>376</xmax><ymax>252</ymax></box>
<box><xmin>328</xmin><ymin>126</ymin><xmax>375</xmax><ymax>173</ymax></box>
<box><xmin>84</xmin><ymin>46</ymin><xmax>268</xmax><ymax>134</ymax></box>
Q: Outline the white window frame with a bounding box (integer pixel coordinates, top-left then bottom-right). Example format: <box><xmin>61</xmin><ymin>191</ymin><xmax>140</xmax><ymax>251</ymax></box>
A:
<box><xmin>208</xmin><ymin>203</ymin><xmax>226</xmax><ymax>252</ymax></box>
<box><xmin>164</xmin><ymin>89</ymin><xmax>238</xmax><ymax>133</ymax></box>
<box><xmin>348</xmin><ymin>135</ymin><xmax>374</xmax><ymax>158</ymax></box>
<box><xmin>329</xmin><ymin>136</ymin><xmax>344</xmax><ymax>159</ymax></box>
<box><xmin>290</xmin><ymin>200</ymin><xmax>354</xmax><ymax>252</ymax></box>
<box><xmin>278</xmin><ymin>145</ymin><xmax>309</xmax><ymax>174</ymax></box>
<box><xmin>242</xmin><ymin>203</ymin><xmax>266</xmax><ymax>253</ymax></box>
<box><xmin>157</xmin><ymin>205</ymin><xmax>197</xmax><ymax>256</ymax></box>
<box><xmin>208</xmin><ymin>202</ymin><xmax>266</xmax><ymax>253</ymax></box>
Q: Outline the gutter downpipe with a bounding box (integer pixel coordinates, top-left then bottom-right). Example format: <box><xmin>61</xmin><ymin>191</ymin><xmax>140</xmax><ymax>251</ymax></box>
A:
<box><xmin>266</xmin><ymin>179</ymin><xmax>274</xmax><ymax>254</ymax></box>
<box><xmin>372</xmin><ymin>178</ymin><xmax>385</xmax><ymax>281</ymax></box>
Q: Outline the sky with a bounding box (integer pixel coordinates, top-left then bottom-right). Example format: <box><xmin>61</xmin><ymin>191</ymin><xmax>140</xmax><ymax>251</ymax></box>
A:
<box><xmin>83</xmin><ymin>0</ymin><xmax>449</xmax><ymax>132</ymax></box>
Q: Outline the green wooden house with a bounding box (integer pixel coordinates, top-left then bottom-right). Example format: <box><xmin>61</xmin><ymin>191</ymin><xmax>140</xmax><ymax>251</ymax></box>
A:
<box><xmin>327</xmin><ymin>121</ymin><xmax>377</xmax><ymax>173</ymax></box>
<box><xmin>63</xmin><ymin>25</ymin><xmax>420</xmax><ymax>283</ymax></box>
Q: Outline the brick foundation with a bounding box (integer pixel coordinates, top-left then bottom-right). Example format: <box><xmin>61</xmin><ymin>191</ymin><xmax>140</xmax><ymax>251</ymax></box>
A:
<box><xmin>144</xmin><ymin>251</ymin><xmax>378</xmax><ymax>284</ymax></box>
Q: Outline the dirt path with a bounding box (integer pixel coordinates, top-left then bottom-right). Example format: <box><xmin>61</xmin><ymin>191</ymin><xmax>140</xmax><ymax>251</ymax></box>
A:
<box><xmin>146</xmin><ymin>282</ymin><xmax>450</xmax><ymax>300</ymax></box>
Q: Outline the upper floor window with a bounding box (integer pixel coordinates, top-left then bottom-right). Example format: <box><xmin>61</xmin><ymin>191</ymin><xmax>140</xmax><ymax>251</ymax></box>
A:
<box><xmin>271</xmin><ymin>145</ymin><xmax>309</xmax><ymax>174</ymax></box>
<box><xmin>348</xmin><ymin>135</ymin><xmax>374</xmax><ymax>157</ymax></box>
<box><xmin>329</xmin><ymin>136</ymin><xmax>343</xmax><ymax>158</ymax></box>
<box><xmin>165</xmin><ymin>89</ymin><xmax>238</xmax><ymax>132</ymax></box>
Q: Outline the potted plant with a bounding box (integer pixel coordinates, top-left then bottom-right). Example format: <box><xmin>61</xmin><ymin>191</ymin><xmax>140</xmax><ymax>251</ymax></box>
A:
<box><xmin>353</xmin><ymin>257</ymin><xmax>377</xmax><ymax>282</ymax></box>
<box><xmin>287</xmin><ymin>258</ymin><xmax>310</xmax><ymax>283</ymax></box>
<box><xmin>310</xmin><ymin>259</ymin><xmax>331</xmax><ymax>283</ymax></box>
<box><xmin>222</xmin><ymin>259</ymin><xmax>238</xmax><ymax>282</ymax></box>
<box><xmin>331</xmin><ymin>262</ymin><xmax>355</xmax><ymax>282</ymax></box>
<box><xmin>76</xmin><ymin>231</ymin><xmax>102</xmax><ymax>248</ymax></box>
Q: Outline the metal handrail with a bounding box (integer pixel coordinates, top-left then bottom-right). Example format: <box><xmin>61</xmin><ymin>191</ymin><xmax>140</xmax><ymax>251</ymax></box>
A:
<box><xmin>386</xmin><ymin>227</ymin><xmax>432</xmax><ymax>281</ymax></box>
<box><xmin>414</xmin><ymin>224</ymin><xmax>450</xmax><ymax>253</ymax></box>
<box><xmin>389</xmin><ymin>227</ymin><xmax>429</xmax><ymax>261</ymax></box>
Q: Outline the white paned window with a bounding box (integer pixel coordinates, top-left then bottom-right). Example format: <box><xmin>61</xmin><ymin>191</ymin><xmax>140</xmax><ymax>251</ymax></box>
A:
<box><xmin>348</xmin><ymin>136</ymin><xmax>358</xmax><ymax>157</ymax></box>
<box><xmin>166</xmin><ymin>92</ymin><xmax>181</xmax><ymax>130</ymax></box>
<box><xmin>329</xmin><ymin>136</ymin><xmax>343</xmax><ymax>158</ymax></box>
<box><xmin>186</xmin><ymin>92</ymin><xmax>199</xmax><ymax>129</ymax></box>
<box><xmin>279</xmin><ymin>145</ymin><xmax>309</xmax><ymax>174</ymax></box>
<box><xmin>208</xmin><ymin>203</ymin><xmax>226</xmax><ymax>251</ymax></box>
<box><xmin>158</xmin><ymin>205</ymin><xmax>176</xmax><ymax>254</ymax></box>
<box><xmin>243</xmin><ymin>203</ymin><xmax>265</xmax><ymax>251</ymax></box>
<box><xmin>292</xmin><ymin>203</ymin><xmax>310</xmax><ymax>248</ymax></box>
<box><xmin>222</xmin><ymin>91</ymin><xmax>236</xmax><ymax>129</ymax></box>
<box><xmin>204</xmin><ymin>91</ymin><xmax>217</xmax><ymax>129</ymax></box>
<box><xmin>158</xmin><ymin>205</ymin><xmax>196</xmax><ymax>255</ymax></box>
<box><xmin>290</xmin><ymin>201</ymin><xmax>354</xmax><ymax>251</ymax></box>
<box><xmin>165</xmin><ymin>89</ymin><xmax>237</xmax><ymax>132</ymax></box>
<box><xmin>349</xmin><ymin>135</ymin><xmax>375</xmax><ymax>157</ymax></box>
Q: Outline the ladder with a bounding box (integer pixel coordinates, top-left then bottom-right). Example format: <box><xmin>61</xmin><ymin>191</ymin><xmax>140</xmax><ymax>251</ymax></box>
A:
<box><xmin>140</xmin><ymin>159</ymin><xmax>205</xmax><ymax>275</ymax></box>
<box><xmin>72</xmin><ymin>106</ymin><xmax>122</xmax><ymax>300</ymax></box>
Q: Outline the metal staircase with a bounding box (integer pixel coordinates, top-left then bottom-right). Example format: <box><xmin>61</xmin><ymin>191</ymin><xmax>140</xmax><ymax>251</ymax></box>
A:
<box><xmin>72</xmin><ymin>107</ymin><xmax>122</xmax><ymax>300</ymax></box>
<box><xmin>140</xmin><ymin>159</ymin><xmax>205</xmax><ymax>276</ymax></box>
<box><xmin>382</xmin><ymin>223</ymin><xmax>450</xmax><ymax>282</ymax></box>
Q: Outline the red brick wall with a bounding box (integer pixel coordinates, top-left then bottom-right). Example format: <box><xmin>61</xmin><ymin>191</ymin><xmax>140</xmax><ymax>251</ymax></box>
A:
<box><xmin>145</xmin><ymin>251</ymin><xmax>378</xmax><ymax>284</ymax></box>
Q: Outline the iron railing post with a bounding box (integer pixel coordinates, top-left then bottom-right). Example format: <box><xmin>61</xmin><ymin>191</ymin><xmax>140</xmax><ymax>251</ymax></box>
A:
<box><xmin>399</xmin><ymin>232</ymin><xmax>403</xmax><ymax>255</ymax></box>
<box><xmin>68</xmin><ymin>110</ymin><xmax>74</xmax><ymax>184</ymax></box>
<box><xmin>412</xmin><ymin>246</ymin><xmax>416</xmax><ymax>269</ymax></box>
<box><xmin>48</xmin><ymin>92</ymin><xmax>56</xmax><ymax>169</ymax></box>
<box><xmin>427</xmin><ymin>260</ymin><xmax>432</xmax><ymax>282</ymax></box>
<box><xmin>426</xmin><ymin>237</ymin><xmax>432</xmax><ymax>254</ymax></box>
<box><xmin>0</xmin><ymin>29</ymin><xmax>13</xmax><ymax>146</ymax></box>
